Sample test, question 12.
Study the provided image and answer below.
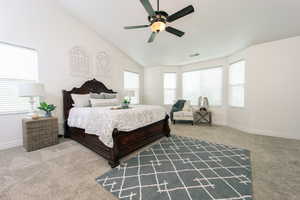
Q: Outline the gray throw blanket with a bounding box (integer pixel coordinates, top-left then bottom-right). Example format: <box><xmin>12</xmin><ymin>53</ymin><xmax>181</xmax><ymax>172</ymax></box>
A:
<box><xmin>170</xmin><ymin>100</ymin><xmax>186</xmax><ymax>121</ymax></box>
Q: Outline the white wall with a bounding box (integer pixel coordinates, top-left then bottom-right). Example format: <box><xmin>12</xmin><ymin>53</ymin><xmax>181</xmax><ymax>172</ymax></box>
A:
<box><xmin>144</xmin><ymin>37</ymin><xmax>300</xmax><ymax>140</ymax></box>
<box><xmin>227</xmin><ymin>36</ymin><xmax>300</xmax><ymax>140</ymax></box>
<box><xmin>0</xmin><ymin>0</ymin><xmax>143</xmax><ymax>150</ymax></box>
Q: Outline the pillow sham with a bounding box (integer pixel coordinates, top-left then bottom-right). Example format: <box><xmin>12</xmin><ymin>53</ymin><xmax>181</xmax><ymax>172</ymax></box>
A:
<box><xmin>102</xmin><ymin>92</ymin><xmax>118</xmax><ymax>99</ymax></box>
<box><xmin>90</xmin><ymin>93</ymin><xmax>105</xmax><ymax>99</ymax></box>
<box><xmin>90</xmin><ymin>98</ymin><xmax>119</xmax><ymax>107</ymax></box>
<box><xmin>71</xmin><ymin>94</ymin><xmax>90</xmax><ymax>107</ymax></box>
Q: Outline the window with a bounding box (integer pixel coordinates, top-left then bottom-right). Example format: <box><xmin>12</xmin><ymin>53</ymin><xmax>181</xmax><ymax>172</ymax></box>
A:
<box><xmin>124</xmin><ymin>71</ymin><xmax>140</xmax><ymax>104</ymax></box>
<box><xmin>164</xmin><ymin>73</ymin><xmax>177</xmax><ymax>105</ymax></box>
<box><xmin>0</xmin><ymin>42</ymin><xmax>38</xmax><ymax>114</ymax></box>
<box><xmin>229</xmin><ymin>60</ymin><xmax>245</xmax><ymax>107</ymax></box>
<box><xmin>182</xmin><ymin>67</ymin><xmax>223</xmax><ymax>106</ymax></box>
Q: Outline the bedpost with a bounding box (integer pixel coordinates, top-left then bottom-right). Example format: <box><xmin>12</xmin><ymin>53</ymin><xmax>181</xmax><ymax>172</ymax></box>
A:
<box><xmin>62</xmin><ymin>90</ymin><xmax>72</xmax><ymax>138</ymax></box>
<box><xmin>109</xmin><ymin>128</ymin><xmax>120</xmax><ymax>168</ymax></box>
<box><xmin>164</xmin><ymin>115</ymin><xmax>171</xmax><ymax>137</ymax></box>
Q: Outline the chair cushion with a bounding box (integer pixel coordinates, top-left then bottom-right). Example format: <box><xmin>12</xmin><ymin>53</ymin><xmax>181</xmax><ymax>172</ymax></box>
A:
<box><xmin>174</xmin><ymin>111</ymin><xmax>193</xmax><ymax>117</ymax></box>
<box><xmin>173</xmin><ymin>111</ymin><xmax>184</xmax><ymax>117</ymax></box>
<box><xmin>182</xmin><ymin>111</ymin><xmax>193</xmax><ymax>117</ymax></box>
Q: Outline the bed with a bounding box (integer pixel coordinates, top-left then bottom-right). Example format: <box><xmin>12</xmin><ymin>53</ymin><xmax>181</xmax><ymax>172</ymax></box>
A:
<box><xmin>63</xmin><ymin>79</ymin><xmax>170</xmax><ymax>168</ymax></box>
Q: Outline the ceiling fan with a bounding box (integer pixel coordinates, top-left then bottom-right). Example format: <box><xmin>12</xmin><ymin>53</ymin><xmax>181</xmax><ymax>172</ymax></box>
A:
<box><xmin>124</xmin><ymin>0</ymin><xmax>195</xmax><ymax>43</ymax></box>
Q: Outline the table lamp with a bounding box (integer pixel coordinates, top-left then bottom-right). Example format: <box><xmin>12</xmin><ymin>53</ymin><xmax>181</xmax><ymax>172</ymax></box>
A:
<box><xmin>19</xmin><ymin>83</ymin><xmax>45</xmax><ymax>118</ymax></box>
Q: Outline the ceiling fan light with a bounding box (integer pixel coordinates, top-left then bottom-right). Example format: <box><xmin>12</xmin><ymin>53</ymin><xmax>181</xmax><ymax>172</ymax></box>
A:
<box><xmin>151</xmin><ymin>21</ymin><xmax>166</xmax><ymax>32</ymax></box>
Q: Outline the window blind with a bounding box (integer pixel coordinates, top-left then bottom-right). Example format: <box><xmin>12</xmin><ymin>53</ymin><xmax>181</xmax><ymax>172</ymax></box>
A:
<box><xmin>182</xmin><ymin>67</ymin><xmax>223</xmax><ymax>106</ymax></box>
<box><xmin>0</xmin><ymin>42</ymin><xmax>38</xmax><ymax>114</ymax></box>
<box><xmin>229</xmin><ymin>60</ymin><xmax>245</xmax><ymax>107</ymax></box>
<box><xmin>124</xmin><ymin>71</ymin><xmax>140</xmax><ymax>104</ymax></box>
<box><xmin>164</xmin><ymin>73</ymin><xmax>177</xmax><ymax>105</ymax></box>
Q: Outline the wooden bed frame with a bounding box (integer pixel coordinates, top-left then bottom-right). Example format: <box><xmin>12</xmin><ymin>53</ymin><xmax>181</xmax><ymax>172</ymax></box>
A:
<box><xmin>62</xmin><ymin>79</ymin><xmax>170</xmax><ymax>168</ymax></box>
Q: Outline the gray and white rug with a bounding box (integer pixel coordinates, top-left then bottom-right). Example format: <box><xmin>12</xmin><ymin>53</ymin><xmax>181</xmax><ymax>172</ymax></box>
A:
<box><xmin>96</xmin><ymin>135</ymin><xmax>252</xmax><ymax>200</ymax></box>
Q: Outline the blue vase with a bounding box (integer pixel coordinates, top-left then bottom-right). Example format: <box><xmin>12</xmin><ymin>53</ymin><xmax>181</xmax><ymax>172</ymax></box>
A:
<box><xmin>121</xmin><ymin>103</ymin><xmax>129</xmax><ymax>109</ymax></box>
<box><xmin>45</xmin><ymin>111</ymin><xmax>52</xmax><ymax>118</ymax></box>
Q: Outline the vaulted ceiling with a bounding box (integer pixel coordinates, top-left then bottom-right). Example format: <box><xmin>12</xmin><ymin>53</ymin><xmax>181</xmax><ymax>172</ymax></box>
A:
<box><xmin>59</xmin><ymin>0</ymin><xmax>300</xmax><ymax>67</ymax></box>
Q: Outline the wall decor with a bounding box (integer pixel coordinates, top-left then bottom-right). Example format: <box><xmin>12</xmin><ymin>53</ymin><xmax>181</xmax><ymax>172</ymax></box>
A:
<box><xmin>69</xmin><ymin>46</ymin><xmax>90</xmax><ymax>77</ymax></box>
<box><xmin>95</xmin><ymin>51</ymin><xmax>111</xmax><ymax>77</ymax></box>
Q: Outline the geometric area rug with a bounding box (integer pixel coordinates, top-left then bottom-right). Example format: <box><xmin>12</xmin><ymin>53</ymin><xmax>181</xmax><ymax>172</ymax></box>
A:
<box><xmin>96</xmin><ymin>135</ymin><xmax>253</xmax><ymax>200</ymax></box>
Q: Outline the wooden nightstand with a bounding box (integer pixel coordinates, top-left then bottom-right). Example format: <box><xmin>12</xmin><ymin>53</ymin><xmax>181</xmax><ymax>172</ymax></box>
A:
<box><xmin>193</xmin><ymin>110</ymin><xmax>212</xmax><ymax>126</ymax></box>
<box><xmin>22</xmin><ymin>117</ymin><xmax>59</xmax><ymax>152</ymax></box>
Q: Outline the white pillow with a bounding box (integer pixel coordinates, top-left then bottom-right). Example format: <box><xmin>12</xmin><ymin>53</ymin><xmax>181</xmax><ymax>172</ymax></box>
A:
<box><xmin>182</xmin><ymin>100</ymin><xmax>192</xmax><ymax>112</ymax></box>
<box><xmin>102</xmin><ymin>92</ymin><xmax>118</xmax><ymax>99</ymax></box>
<box><xmin>71</xmin><ymin>94</ymin><xmax>90</xmax><ymax>107</ymax></box>
<box><xmin>90</xmin><ymin>93</ymin><xmax>105</xmax><ymax>99</ymax></box>
<box><xmin>90</xmin><ymin>98</ymin><xmax>119</xmax><ymax>107</ymax></box>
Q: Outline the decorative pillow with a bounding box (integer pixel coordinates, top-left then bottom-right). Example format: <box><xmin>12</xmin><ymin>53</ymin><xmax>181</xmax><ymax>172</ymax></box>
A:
<box><xmin>182</xmin><ymin>100</ymin><xmax>192</xmax><ymax>112</ymax></box>
<box><xmin>90</xmin><ymin>98</ymin><xmax>119</xmax><ymax>107</ymax></box>
<box><xmin>90</xmin><ymin>93</ymin><xmax>105</xmax><ymax>99</ymax></box>
<box><xmin>71</xmin><ymin>94</ymin><xmax>90</xmax><ymax>107</ymax></box>
<box><xmin>102</xmin><ymin>93</ymin><xmax>118</xmax><ymax>99</ymax></box>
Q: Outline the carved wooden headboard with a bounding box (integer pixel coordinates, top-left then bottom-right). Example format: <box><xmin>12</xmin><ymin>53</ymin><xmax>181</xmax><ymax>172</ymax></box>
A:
<box><xmin>62</xmin><ymin>79</ymin><xmax>116</xmax><ymax>121</ymax></box>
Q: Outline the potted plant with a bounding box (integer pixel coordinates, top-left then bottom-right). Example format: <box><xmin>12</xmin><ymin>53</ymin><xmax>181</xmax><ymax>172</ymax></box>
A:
<box><xmin>38</xmin><ymin>102</ymin><xmax>56</xmax><ymax>117</ymax></box>
<box><xmin>121</xmin><ymin>98</ymin><xmax>130</xmax><ymax>109</ymax></box>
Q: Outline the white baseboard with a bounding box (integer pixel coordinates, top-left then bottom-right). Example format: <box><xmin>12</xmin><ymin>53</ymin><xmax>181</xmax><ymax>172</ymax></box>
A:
<box><xmin>0</xmin><ymin>139</ymin><xmax>22</xmax><ymax>150</ymax></box>
<box><xmin>228</xmin><ymin>124</ymin><xmax>300</xmax><ymax>141</ymax></box>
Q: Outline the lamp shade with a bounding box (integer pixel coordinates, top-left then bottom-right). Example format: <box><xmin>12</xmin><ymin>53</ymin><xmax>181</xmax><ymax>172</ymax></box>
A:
<box><xmin>124</xmin><ymin>90</ymin><xmax>135</xmax><ymax>97</ymax></box>
<box><xmin>18</xmin><ymin>83</ymin><xmax>45</xmax><ymax>97</ymax></box>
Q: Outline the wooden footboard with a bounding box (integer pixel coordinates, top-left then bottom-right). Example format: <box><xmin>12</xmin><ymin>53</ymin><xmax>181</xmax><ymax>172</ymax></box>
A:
<box><xmin>66</xmin><ymin>115</ymin><xmax>170</xmax><ymax>168</ymax></box>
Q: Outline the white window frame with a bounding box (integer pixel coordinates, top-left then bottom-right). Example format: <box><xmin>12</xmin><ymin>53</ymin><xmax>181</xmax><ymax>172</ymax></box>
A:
<box><xmin>123</xmin><ymin>70</ymin><xmax>140</xmax><ymax>104</ymax></box>
<box><xmin>228</xmin><ymin>60</ymin><xmax>246</xmax><ymax>108</ymax></box>
<box><xmin>182</xmin><ymin>66</ymin><xmax>223</xmax><ymax>107</ymax></box>
<box><xmin>0</xmin><ymin>41</ymin><xmax>39</xmax><ymax>115</ymax></box>
<box><xmin>163</xmin><ymin>72</ymin><xmax>177</xmax><ymax>105</ymax></box>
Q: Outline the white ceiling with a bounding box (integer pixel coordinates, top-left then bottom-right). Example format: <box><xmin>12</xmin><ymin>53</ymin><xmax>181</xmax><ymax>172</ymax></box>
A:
<box><xmin>59</xmin><ymin>0</ymin><xmax>300</xmax><ymax>67</ymax></box>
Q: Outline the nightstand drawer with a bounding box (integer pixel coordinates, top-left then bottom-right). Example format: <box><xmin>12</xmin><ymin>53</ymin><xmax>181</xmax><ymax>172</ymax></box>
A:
<box><xmin>22</xmin><ymin>117</ymin><xmax>59</xmax><ymax>151</ymax></box>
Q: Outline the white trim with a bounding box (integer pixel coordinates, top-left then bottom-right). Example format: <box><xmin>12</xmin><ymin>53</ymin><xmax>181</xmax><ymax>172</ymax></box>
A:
<box><xmin>0</xmin><ymin>139</ymin><xmax>22</xmax><ymax>150</ymax></box>
<box><xmin>212</xmin><ymin>121</ymin><xmax>227</xmax><ymax>126</ymax></box>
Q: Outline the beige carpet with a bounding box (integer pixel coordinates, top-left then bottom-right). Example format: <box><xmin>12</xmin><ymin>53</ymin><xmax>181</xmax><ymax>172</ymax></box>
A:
<box><xmin>0</xmin><ymin>124</ymin><xmax>300</xmax><ymax>200</ymax></box>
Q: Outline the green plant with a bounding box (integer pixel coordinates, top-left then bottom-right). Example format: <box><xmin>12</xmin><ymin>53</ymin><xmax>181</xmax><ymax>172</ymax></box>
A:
<box><xmin>38</xmin><ymin>102</ymin><xmax>56</xmax><ymax>113</ymax></box>
<box><xmin>122</xmin><ymin>98</ymin><xmax>130</xmax><ymax>104</ymax></box>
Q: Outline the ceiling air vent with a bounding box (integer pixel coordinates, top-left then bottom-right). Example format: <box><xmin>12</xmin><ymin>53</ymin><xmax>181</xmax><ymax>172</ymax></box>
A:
<box><xmin>189</xmin><ymin>53</ymin><xmax>200</xmax><ymax>58</ymax></box>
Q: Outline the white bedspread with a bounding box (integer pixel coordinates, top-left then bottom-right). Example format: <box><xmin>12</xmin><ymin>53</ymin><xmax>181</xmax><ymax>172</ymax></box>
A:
<box><xmin>68</xmin><ymin>105</ymin><xmax>166</xmax><ymax>147</ymax></box>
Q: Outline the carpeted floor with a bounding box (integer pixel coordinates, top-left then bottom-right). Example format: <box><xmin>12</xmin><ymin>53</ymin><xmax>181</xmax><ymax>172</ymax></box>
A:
<box><xmin>0</xmin><ymin>124</ymin><xmax>300</xmax><ymax>200</ymax></box>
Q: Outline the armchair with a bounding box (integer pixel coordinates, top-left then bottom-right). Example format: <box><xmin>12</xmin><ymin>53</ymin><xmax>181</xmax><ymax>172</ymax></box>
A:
<box><xmin>172</xmin><ymin>100</ymin><xmax>194</xmax><ymax>125</ymax></box>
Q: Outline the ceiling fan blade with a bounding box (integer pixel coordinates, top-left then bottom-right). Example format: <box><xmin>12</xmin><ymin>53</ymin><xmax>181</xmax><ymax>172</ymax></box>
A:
<box><xmin>140</xmin><ymin>0</ymin><xmax>156</xmax><ymax>17</ymax></box>
<box><xmin>124</xmin><ymin>25</ymin><xmax>150</xmax><ymax>29</ymax></box>
<box><xmin>165</xmin><ymin>26</ymin><xmax>185</xmax><ymax>37</ymax></box>
<box><xmin>148</xmin><ymin>32</ymin><xmax>157</xmax><ymax>43</ymax></box>
<box><xmin>167</xmin><ymin>5</ymin><xmax>194</xmax><ymax>22</ymax></box>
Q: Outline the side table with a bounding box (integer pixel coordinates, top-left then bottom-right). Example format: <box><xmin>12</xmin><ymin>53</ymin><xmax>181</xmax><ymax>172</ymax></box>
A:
<box><xmin>22</xmin><ymin>117</ymin><xmax>59</xmax><ymax>151</ymax></box>
<box><xmin>193</xmin><ymin>110</ymin><xmax>212</xmax><ymax>126</ymax></box>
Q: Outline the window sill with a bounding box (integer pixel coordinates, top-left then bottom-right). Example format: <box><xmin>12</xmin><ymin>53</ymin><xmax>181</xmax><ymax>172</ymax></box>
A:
<box><xmin>229</xmin><ymin>106</ymin><xmax>245</xmax><ymax>109</ymax></box>
<box><xmin>192</xmin><ymin>105</ymin><xmax>223</xmax><ymax>108</ymax></box>
<box><xmin>0</xmin><ymin>111</ymin><xmax>30</xmax><ymax>116</ymax></box>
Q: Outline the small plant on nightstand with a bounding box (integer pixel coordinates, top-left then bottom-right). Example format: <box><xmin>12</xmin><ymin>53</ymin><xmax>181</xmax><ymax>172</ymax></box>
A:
<box><xmin>38</xmin><ymin>102</ymin><xmax>56</xmax><ymax>117</ymax></box>
<box><xmin>121</xmin><ymin>98</ymin><xmax>130</xmax><ymax>109</ymax></box>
